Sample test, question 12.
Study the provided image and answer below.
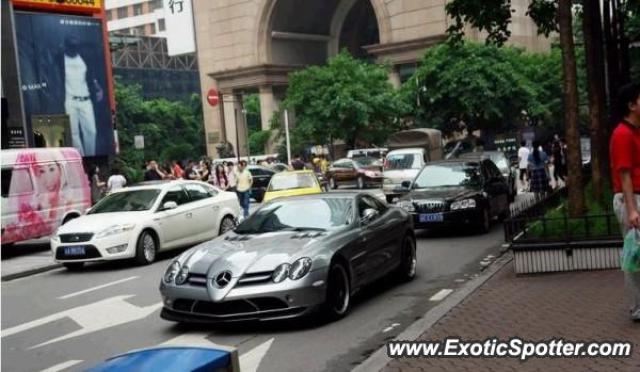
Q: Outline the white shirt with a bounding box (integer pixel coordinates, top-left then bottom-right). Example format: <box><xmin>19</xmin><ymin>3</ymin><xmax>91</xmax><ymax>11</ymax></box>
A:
<box><xmin>107</xmin><ymin>175</ymin><xmax>127</xmax><ymax>192</ymax></box>
<box><xmin>64</xmin><ymin>54</ymin><xmax>90</xmax><ymax>97</ymax></box>
<box><xmin>518</xmin><ymin>146</ymin><xmax>530</xmax><ymax>169</ymax></box>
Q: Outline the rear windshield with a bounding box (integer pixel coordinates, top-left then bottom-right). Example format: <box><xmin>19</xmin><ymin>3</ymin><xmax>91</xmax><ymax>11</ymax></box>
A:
<box><xmin>385</xmin><ymin>153</ymin><xmax>421</xmax><ymax>170</ymax></box>
<box><xmin>268</xmin><ymin>173</ymin><xmax>317</xmax><ymax>191</ymax></box>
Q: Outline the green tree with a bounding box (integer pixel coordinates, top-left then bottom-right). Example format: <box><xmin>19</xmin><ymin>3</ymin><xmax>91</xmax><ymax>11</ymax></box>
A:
<box><xmin>401</xmin><ymin>42</ymin><xmax>550</xmax><ymax>135</ymax></box>
<box><xmin>283</xmin><ymin>51</ymin><xmax>406</xmax><ymax>150</ymax></box>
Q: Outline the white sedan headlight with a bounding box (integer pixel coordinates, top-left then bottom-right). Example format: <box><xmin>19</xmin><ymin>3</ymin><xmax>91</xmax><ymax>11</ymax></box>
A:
<box><xmin>450</xmin><ymin>199</ymin><xmax>477</xmax><ymax>210</ymax></box>
<box><xmin>289</xmin><ymin>257</ymin><xmax>312</xmax><ymax>280</ymax></box>
<box><xmin>397</xmin><ymin>200</ymin><xmax>415</xmax><ymax>212</ymax></box>
<box><xmin>95</xmin><ymin>223</ymin><xmax>136</xmax><ymax>239</ymax></box>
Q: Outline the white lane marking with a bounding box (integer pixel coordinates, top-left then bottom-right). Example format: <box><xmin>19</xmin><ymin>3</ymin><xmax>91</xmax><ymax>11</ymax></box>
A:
<box><xmin>429</xmin><ymin>289</ymin><xmax>453</xmax><ymax>302</ymax></box>
<box><xmin>382</xmin><ymin>323</ymin><xmax>401</xmax><ymax>333</ymax></box>
<box><xmin>58</xmin><ymin>276</ymin><xmax>139</xmax><ymax>299</ymax></box>
<box><xmin>1</xmin><ymin>295</ymin><xmax>162</xmax><ymax>349</ymax></box>
<box><xmin>40</xmin><ymin>360</ymin><xmax>83</xmax><ymax>372</ymax></box>
<box><xmin>239</xmin><ymin>338</ymin><xmax>274</xmax><ymax>372</ymax></box>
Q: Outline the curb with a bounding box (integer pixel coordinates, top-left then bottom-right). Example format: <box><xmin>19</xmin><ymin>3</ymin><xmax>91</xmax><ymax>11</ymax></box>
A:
<box><xmin>352</xmin><ymin>253</ymin><xmax>513</xmax><ymax>372</ymax></box>
<box><xmin>1</xmin><ymin>263</ymin><xmax>63</xmax><ymax>282</ymax></box>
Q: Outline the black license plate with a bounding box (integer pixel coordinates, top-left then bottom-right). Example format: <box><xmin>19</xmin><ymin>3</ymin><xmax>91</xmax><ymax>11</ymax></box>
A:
<box><xmin>64</xmin><ymin>246</ymin><xmax>86</xmax><ymax>256</ymax></box>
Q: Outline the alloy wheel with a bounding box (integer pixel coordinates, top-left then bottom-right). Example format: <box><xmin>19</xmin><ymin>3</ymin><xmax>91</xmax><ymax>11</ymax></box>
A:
<box><xmin>220</xmin><ymin>216</ymin><xmax>235</xmax><ymax>234</ymax></box>
<box><xmin>143</xmin><ymin>233</ymin><xmax>156</xmax><ymax>263</ymax></box>
<box><xmin>329</xmin><ymin>264</ymin><xmax>350</xmax><ymax>315</ymax></box>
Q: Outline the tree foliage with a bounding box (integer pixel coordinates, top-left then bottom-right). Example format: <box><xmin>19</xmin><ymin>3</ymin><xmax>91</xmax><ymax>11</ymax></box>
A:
<box><xmin>401</xmin><ymin>42</ymin><xmax>554</xmax><ymax>134</ymax></box>
<box><xmin>114</xmin><ymin>81</ymin><xmax>205</xmax><ymax>182</ymax></box>
<box><xmin>283</xmin><ymin>51</ymin><xmax>406</xmax><ymax>149</ymax></box>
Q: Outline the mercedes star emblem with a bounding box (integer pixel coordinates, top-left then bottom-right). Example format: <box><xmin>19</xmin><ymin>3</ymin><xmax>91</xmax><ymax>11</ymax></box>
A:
<box><xmin>214</xmin><ymin>271</ymin><xmax>233</xmax><ymax>288</ymax></box>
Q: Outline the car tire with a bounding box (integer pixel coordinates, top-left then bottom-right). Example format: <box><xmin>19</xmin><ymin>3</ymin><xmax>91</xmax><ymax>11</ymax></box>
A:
<box><xmin>395</xmin><ymin>235</ymin><xmax>417</xmax><ymax>282</ymax></box>
<box><xmin>386</xmin><ymin>195</ymin><xmax>395</xmax><ymax>204</ymax></box>
<box><xmin>478</xmin><ymin>208</ymin><xmax>491</xmax><ymax>234</ymax></box>
<box><xmin>219</xmin><ymin>215</ymin><xmax>236</xmax><ymax>235</ymax></box>
<box><xmin>135</xmin><ymin>230</ymin><xmax>157</xmax><ymax>265</ymax></box>
<box><xmin>329</xmin><ymin>177</ymin><xmax>338</xmax><ymax>190</ymax></box>
<box><xmin>63</xmin><ymin>262</ymin><xmax>84</xmax><ymax>271</ymax></box>
<box><xmin>357</xmin><ymin>176</ymin><xmax>365</xmax><ymax>190</ymax></box>
<box><xmin>321</xmin><ymin>261</ymin><xmax>351</xmax><ymax>321</ymax></box>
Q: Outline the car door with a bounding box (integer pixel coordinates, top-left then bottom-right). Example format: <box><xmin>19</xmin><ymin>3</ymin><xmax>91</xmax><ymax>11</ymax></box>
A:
<box><xmin>330</xmin><ymin>160</ymin><xmax>347</xmax><ymax>184</ymax></box>
<box><xmin>359</xmin><ymin>195</ymin><xmax>400</xmax><ymax>280</ymax></box>
<box><xmin>184</xmin><ymin>183</ymin><xmax>219</xmax><ymax>241</ymax></box>
<box><xmin>343</xmin><ymin>160</ymin><xmax>358</xmax><ymax>184</ymax></box>
<box><xmin>483</xmin><ymin>161</ymin><xmax>509</xmax><ymax>217</ymax></box>
<box><xmin>155</xmin><ymin>186</ymin><xmax>192</xmax><ymax>247</ymax></box>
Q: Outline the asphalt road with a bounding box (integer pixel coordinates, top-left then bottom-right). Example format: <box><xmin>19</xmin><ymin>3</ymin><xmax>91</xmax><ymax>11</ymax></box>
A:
<box><xmin>1</xmin><ymin>190</ymin><xmax>509</xmax><ymax>372</ymax></box>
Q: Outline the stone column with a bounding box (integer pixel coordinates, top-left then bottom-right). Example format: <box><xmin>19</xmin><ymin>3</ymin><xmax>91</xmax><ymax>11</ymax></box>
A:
<box><xmin>221</xmin><ymin>94</ymin><xmax>249</xmax><ymax>158</ymax></box>
<box><xmin>259</xmin><ymin>86</ymin><xmax>279</xmax><ymax>131</ymax></box>
<box><xmin>388</xmin><ymin>68</ymin><xmax>402</xmax><ymax>89</ymax></box>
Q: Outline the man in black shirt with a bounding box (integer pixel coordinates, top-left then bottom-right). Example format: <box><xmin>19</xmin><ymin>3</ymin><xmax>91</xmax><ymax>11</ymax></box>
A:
<box><xmin>144</xmin><ymin>160</ymin><xmax>165</xmax><ymax>181</ymax></box>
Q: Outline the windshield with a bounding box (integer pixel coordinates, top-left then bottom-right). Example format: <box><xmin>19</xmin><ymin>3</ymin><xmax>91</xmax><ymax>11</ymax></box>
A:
<box><xmin>413</xmin><ymin>164</ymin><xmax>482</xmax><ymax>188</ymax></box>
<box><xmin>385</xmin><ymin>153</ymin><xmax>421</xmax><ymax>170</ymax></box>
<box><xmin>89</xmin><ymin>190</ymin><xmax>160</xmax><ymax>213</ymax></box>
<box><xmin>490</xmin><ymin>155</ymin><xmax>509</xmax><ymax>174</ymax></box>
<box><xmin>354</xmin><ymin>157</ymin><xmax>382</xmax><ymax>168</ymax></box>
<box><xmin>235</xmin><ymin>198</ymin><xmax>352</xmax><ymax>234</ymax></box>
<box><xmin>268</xmin><ymin>173</ymin><xmax>317</xmax><ymax>191</ymax></box>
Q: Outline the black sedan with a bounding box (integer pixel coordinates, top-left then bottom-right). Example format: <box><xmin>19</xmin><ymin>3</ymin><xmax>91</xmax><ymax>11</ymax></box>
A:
<box><xmin>396</xmin><ymin>155</ymin><xmax>511</xmax><ymax>233</ymax></box>
<box><xmin>460</xmin><ymin>151</ymin><xmax>517</xmax><ymax>202</ymax></box>
<box><xmin>247</xmin><ymin>165</ymin><xmax>275</xmax><ymax>202</ymax></box>
<box><xmin>159</xmin><ymin>193</ymin><xmax>416</xmax><ymax>323</ymax></box>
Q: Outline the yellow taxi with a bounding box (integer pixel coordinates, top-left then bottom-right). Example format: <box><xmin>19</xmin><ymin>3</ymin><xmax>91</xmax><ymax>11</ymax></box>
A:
<box><xmin>262</xmin><ymin>170</ymin><xmax>323</xmax><ymax>202</ymax></box>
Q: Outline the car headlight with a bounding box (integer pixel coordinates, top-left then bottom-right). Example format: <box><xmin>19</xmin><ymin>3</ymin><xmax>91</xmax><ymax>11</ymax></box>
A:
<box><xmin>51</xmin><ymin>234</ymin><xmax>61</xmax><ymax>243</ymax></box>
<box><xmin>164</xmin><ymin>261</ymin><xmax>181</xmax><ymax>284</ymax></box>
<box><xmin>175</xmin><ymin>265</ymin><xmax>190</xmax><ymax>285</ymax></box>
<box><xmin>383</xmin><ymin>178</ymin><xmax>392</xmax><ymax>184</ymax></box>
<box><xmin>272</xmin><ymin>263</ymin><xmax>291</xmax><ymax>283</ymax></box>
<box><xmin>450</xmin><ymin>199</ymin><xmax>477</xmax><ymax>210</ymax></box>
<box><xmin>289</xmin><ymin>257</ymin><xmax>312</xmax><ymax>280</ymax></box>
<box><xmin>95</xmin><ymin>223</ymin><xmax>135</xmax><ymax>239</ymax></box>
<box><xmin>397</xmin><ymin>200</ymin><xmax>415</xmax><ymax>212</ymax></box>
<box><xmin>364</xmin><ymin>171</ymin><xmax>377</xmax><ymax>178</ymax></box>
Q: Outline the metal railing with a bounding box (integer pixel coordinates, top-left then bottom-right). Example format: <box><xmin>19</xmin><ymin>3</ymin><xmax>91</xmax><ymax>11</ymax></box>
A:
<box><xmin>505</xmin><ymin>213</ymin><xmax>620</xmax><ymax>244</ymax></box>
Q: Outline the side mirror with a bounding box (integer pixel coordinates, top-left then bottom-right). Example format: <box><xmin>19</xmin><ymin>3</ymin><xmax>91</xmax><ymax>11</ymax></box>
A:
<box><xmin>401</xmin><ymin>181</ymin><xmax>412</xmax><ymax>189</ymax></box>
<box><xmin>162</xmin><ymin>201</ymin><xmax>178</xmax><ymax>211</ymax></box>
<box><xmin>361</xmin><ymin>208</ymin><xmax>380</xmax><ymax>225</ymax></box>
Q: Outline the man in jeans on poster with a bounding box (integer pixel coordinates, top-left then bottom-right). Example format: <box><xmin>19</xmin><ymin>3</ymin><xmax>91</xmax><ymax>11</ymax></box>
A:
<box><xmin>235</xmin><ymin>160</ymin><xmax>253</xmax><ymax>218</ymax></box>
<box><xmin>610</xmin><ymin>82</ymin><xmax>640</xmax><ymax>321</ymax></box>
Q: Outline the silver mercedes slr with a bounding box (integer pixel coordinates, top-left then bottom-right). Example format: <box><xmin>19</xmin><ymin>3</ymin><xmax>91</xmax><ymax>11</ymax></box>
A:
<box><xmin>159</xmin><ymin>192</ymin><xmax>416</xmax><ymax>323</ymax></box>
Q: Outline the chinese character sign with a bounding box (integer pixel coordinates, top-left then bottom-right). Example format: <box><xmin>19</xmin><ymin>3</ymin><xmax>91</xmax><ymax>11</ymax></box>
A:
<box><xmin>163</xmin><ymin>0</ymin><xmax>196</xmax><ymax>56</ymax></box>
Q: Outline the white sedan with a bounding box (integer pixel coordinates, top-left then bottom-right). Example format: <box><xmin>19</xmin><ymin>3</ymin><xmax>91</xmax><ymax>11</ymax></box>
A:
<box><xmin>51</xmin><ymin>181</ymin><xmax>240</xmax><ymax>270</ymax></box>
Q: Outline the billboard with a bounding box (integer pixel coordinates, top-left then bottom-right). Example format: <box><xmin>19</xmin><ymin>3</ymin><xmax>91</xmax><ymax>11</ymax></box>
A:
<box><xmin>14</xmin><ymin>12</ymin><xmax>114</xmax><ymax>156</ymax></box>
<box><xmin>163</xmin><ymin>0</ymin><xmax>196</xmax><ymax>56</ymax></box>
<box><xmin>11</xmin><ymin>0</ymin><xmax>103</xmax><ymax>13</ymax></box>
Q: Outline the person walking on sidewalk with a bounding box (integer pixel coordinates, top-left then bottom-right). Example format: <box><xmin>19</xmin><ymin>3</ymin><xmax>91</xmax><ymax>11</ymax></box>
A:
<box><xmin>527</xmin><ymin>141</ymin><xmax>550</xmax><ymax>197</ymax></box>
<box><xmin>517</xmin><ymin>141</ymin><xmax>530</xmax><ymax>192</ymax></box>
<box><xmin>610</xmin><ymin>82</ymin><xmax>640</xmax><ymax>322</ymax></box>
<box><xmin>235</xmin><ymin>160</ymin><xmax>253</xmax><ymax>218</ymax></box>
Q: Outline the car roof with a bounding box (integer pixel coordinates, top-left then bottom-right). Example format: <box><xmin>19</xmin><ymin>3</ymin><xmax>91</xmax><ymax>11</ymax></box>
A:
<box><xmin>119</xmin><ymin>180</ymin><xmax>209</xmax><ymax>192</ymax></box>
<box><xmin>460</xmin><ymin>151</ymin><xmax>505</xmax><ymax>159</ymax></box>
<box><xmin>268</xmin><ymin>192</ymin><xmax>362</xmax><ymax>201</ymax></box>
<box><xmin>386</xmin><ymin>148</ymin><xmax>425</xmax><ymax>155</ymax></box>
<box><xmin>272</xmin><ymin>170</ymin><xmax>314</xmax><ymax>176</ymax></box>
<box><xmin>428</xmin><ymin>157</ymin><xmax>484</xmax><ymax>167</ymax></box>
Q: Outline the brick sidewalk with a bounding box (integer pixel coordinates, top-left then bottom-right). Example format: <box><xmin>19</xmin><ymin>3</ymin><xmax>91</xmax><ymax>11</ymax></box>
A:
<box><xmin>385</xmin><ymin>263</ymin><xmax>640</xmax><ymax>372</ymax></box>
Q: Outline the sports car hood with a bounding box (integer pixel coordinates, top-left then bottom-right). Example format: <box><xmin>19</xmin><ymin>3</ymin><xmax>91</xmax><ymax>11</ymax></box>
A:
<box><xmin>402</xmin><ymin>187</ymin><xmax>480</xmax><ymax>202</ymax></box>
<box><xmin>57</xmin><ymin>212</ymin><xmax>150</xmax><ymax>234</ymax></box>
<box><xmin>180</xmin><ymin>231</ymin><xmax>327</xmax><ymax>277</ymax></box>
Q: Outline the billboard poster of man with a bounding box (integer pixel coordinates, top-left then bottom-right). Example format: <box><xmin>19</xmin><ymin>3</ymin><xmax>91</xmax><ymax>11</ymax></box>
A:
<box><xmin>14</xmin><ymin>12</ymin><xmax>114</xmax><ymax>157</ymax></box>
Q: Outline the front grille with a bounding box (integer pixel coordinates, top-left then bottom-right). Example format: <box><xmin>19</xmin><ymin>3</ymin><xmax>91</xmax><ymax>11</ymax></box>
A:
<box><xmin>236</xmin><ymin>271</ymin><xmax>273</xmax><ymax>286</ymax></box>
<box><xmin>59</xmin><ymin>233</ymin><xmax>93</xmax><ymax>243</ymax></box>
<box><xmin>187</xmin><ymin>273</ymin><xmax>208</xmax><ymax>287</ymax></box>
<box><xmin>414</xmin><ymin>200</ymin><xmax>446</xmax><ymax>213</ymax></box>
<box><xmin>55</xmin><ymin>245</ymin><xmax>101</xmax><ymax>260</ymax></box>
<box><xmin>172</xmin><ymin>297</ymin><xmax>290</xmax><ymax>317</ymax></box>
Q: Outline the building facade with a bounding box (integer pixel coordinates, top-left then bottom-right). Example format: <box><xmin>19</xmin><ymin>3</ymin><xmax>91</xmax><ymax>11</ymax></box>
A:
<box><xmin>193</xmin><ymin>0</ymin><xmax>551</xmax><ymax>157</ymax></box>
<box><xmin>105</xmin><ymin>0</ymin><xmax>166</xmax><ymax>37</ymax></box>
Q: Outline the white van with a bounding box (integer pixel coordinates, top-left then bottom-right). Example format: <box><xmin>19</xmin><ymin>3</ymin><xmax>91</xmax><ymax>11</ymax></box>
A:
<box><xmin>382</xmin><ymin>148</ymin><xmax>429</xmax><ymax>203</ymax></box>
<box><xmin>1</xmin><ymin>148</ymin><xmax>91</xmax><ymax>246</ymax></box>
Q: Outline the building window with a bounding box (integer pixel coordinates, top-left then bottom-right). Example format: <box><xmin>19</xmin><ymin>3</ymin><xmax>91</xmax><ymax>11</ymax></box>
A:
<box><xmin>117</xmin><ymin>7</ymin><xmax>127</xmax><ymax>18</ymax></box>
<box><xmin>158</xmin><ymin>18</ymin><xmax>166</xmax><ymax>31</ymax></box>
<box><xmin>107</xmin><ymin>10</ymin><xmax>112</xmax><ymax>21</ymax></box>
<box><xmin>149</xmin><ymin>23</ymin><xmax>156</xmax><ymax>35</ymax></box>
<box><xmin>134</xmin><ymin>4</ymin><xmax>143</xmax><ymax>16</ymax></box>
<box><xmin>151</xmin><ymin>0</ymin><xmax>163</xmax><ymax>10</ymax></box>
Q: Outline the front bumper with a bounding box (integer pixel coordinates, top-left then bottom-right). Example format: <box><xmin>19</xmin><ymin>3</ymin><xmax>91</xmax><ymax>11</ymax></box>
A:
<box><xmin>364</xmin><ymin>176</ymin><xmax>383</xmax><ymax>187</ymax></box>
<box><xmin>51</xmin><ymin>232</ymin><xmax>137</xmax><ymax>263</ymax></box>
<box><xmin>410</xmin><ymin>208</ymin><xmax>483</xmax><ymax>229</ymax></box>
<box><xmin>159</xmin><ymin>267</ymin><xmax>328</xmax><ymax>323</ymax></box>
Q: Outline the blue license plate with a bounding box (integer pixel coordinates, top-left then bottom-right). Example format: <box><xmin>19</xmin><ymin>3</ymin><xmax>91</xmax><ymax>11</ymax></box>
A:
<box><xmin>64</xmin><ymin>246</ymin><xmax>86</xmax><ymax>256</ymax></box>
<box><xmin>419</xmin><ymin>213</ymin><xmax>443</xmax><ymax>223</ymax></box>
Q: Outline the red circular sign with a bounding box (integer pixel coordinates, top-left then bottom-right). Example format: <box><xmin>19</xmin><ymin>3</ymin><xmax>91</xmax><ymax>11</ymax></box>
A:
<box><xmin>206</xmin><ymin>88</ymin><xmax>219</xmax><ymax>107</ymax></box>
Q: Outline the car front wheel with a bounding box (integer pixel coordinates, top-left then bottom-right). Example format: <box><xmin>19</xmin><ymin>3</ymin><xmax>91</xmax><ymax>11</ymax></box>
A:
<box><xmin>322</xmin><ymin>262</ymin><xmax>350</xmax><ymax>320</ymax></box>
<box><xmin>135</xmin><ymin>231</ymin><xmax>157</xmax><ymax>265</ymax></box>
<box><xmin>329</xmin><ymin>177</ymin><xmax>338</xmax><ymax>190</ymax></box>
<box><xmin>395</xmin><ymin>235</ymin><xmax>417</xmax><ymax>281</ymax></box>
<box><xmin>357</xmin><ymin>176</ymin><xmax>365</xmax><ymax>189</ymax></box>
<box><xmin>219</xmin><ymin>216</ymin><xmax>236</xmax><ymax>235</ymax></box>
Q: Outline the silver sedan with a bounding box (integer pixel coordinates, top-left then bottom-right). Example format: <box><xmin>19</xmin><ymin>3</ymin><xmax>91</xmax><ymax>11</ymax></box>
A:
<box><xmin>159</xmin><ymin>192</ymin><xmax>416</xmax><ymax>323</ymax></box>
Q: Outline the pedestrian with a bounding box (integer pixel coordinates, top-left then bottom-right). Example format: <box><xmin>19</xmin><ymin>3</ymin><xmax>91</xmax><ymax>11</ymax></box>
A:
<box><xmin>171</xmin><ymin>160</ymin><xmax>184</xmax><ymax>179</ymax></box>
<box><xmin>199</xmin><ymin>160</ymin><xmax>210</xmax><ymax>183</ymax></box>
<box><xmin>107</xmin><ymin>167</ymin><xmax>127</xmax><ymax>193</ymax></box>
<box><xmin>213</xmin><ymin>163</ymin><xmax>229</xmax><ymax>190</ymax></box>
<box><xmin>144</xmin><ymin>160</ymin><xmax>165</xmax><ymax>181</ymax></box>
<box><xmin>527</xmin><ymin>141</ymin><xmax>550</xmax><ymax>197</ymax></box>
<box><xmin>610</xmin><ymin>82</ymin><xmax>640</xmax><ymax>322</ymax></box>
<box><xmin>235</xmin><ymin>160</ymin><xmax>253</xmax><ymax>218</ymax></box>
<box><xmin>319</xmin><ymin>154</ymin><xmax>329</xmax><ymax>174</ymax></box>
<box><xmin>184</xmin><ymin>160</ymin><xmax>200</xmax><ymax>180</ymax></box>
<box><xmin>291</xmin><ymin>154</ymin><xmax>305</xmax><ymax>170</ymax></box>
<box><xmin>90</xmin><ymin>165</ymin><xmax>106</xmax><ymax>204</ymax></box>
<box><xmin>517</xmin><ymin>141</ymin><xmax>530</xmax><ymax>191</ymax></box>
<box><xmin>551</xmin><ymin>137</ymin><xmax>567</xmax><ymax>187</ymax></box>
<box><xmin>226</xmin><ymin>161</ymin><xmax>237</xmax><ymax>192</ymax></box>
